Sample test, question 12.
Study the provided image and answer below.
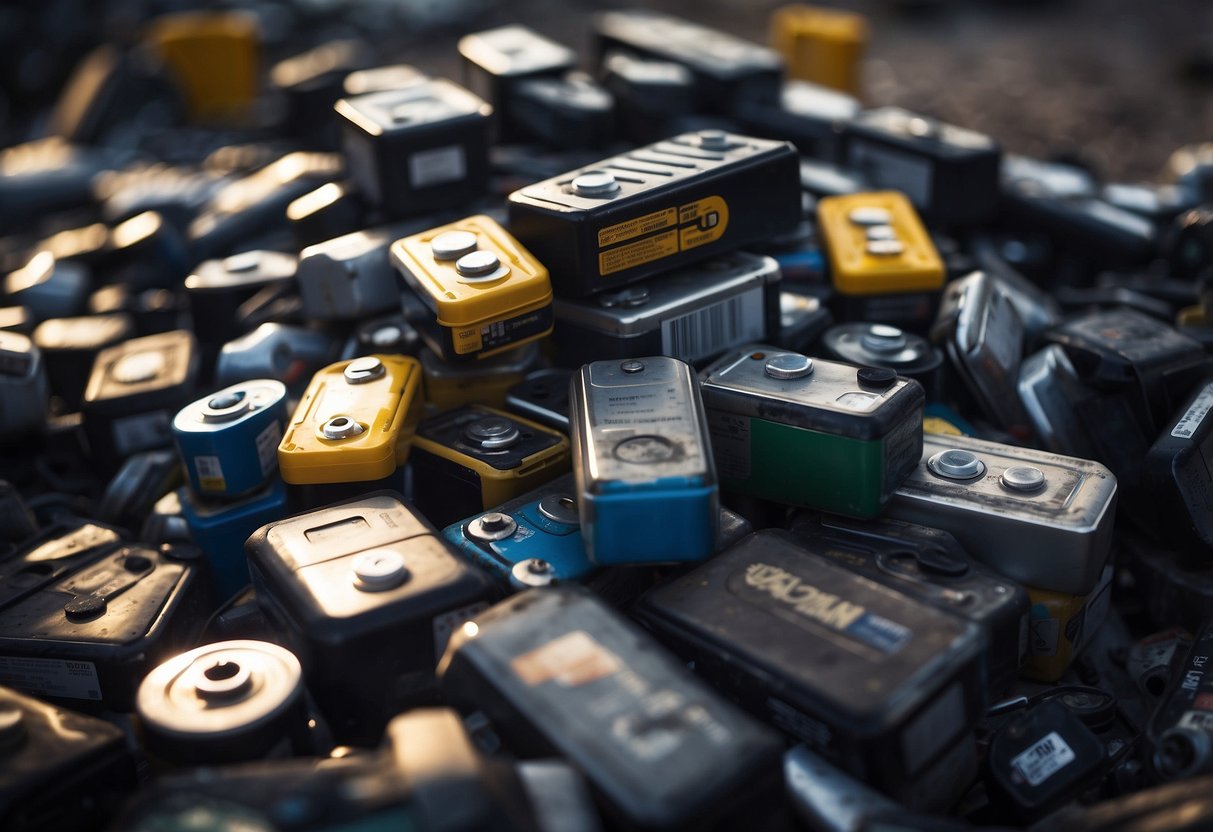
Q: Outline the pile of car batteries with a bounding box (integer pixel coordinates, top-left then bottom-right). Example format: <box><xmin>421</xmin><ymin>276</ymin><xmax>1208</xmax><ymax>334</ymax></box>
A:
<box><xmin>3</xmin><ymin>5</ymin><xmax>1213</xmax><ymax>830</ymax></box>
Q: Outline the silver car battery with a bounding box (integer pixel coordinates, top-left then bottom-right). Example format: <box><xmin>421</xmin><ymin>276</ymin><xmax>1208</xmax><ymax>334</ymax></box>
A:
<box><xmin>552</xmin><ymin>252</ymin><xmax>780</xmax><ymax>369</ymax></box>
<box><xmin>297</xmin><ymin>225</ymin><xmax>409</xmax><ymax>321</ymax></box>
<box><xmin>0</xmin><ymin>331</ymin><xmax>48</xmax><ymax>440</ymax></box>
<box><xmin>886</xmin><ymin>433</ymin><xmax>1117</xmax><ymax>596</ymax></box>
<box><xmin>215</xmin><ymin>323</ymin><xmax>340</xmax><ymax>391</ymax></box>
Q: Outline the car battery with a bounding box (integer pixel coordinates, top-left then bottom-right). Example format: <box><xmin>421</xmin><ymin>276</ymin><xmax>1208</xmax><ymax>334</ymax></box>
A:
<box><xmin>336</xmin><ymin>79</ymin><xmax>492</xmax><ymax>218</ymax></box>
<box><xmin>102</xmin><ymin>211</ymin><xmax>192</xmax><ymax>292</ymax></box>
<box><xmin>246</xmin><ymin>491</ymin><xmax>495</xmax><ymax>743</ymax></box>
<box><xmin>1022</xmin><ymin>565</ymin><xmax>1113</xmax><ymax>683</ymax></box>
<box><xmin>342</xmin><ymin>314</ymin><xmax>422</xmax><ymax>361</ymax></box>
<box><xmin>840</xmin><ymin>107</ymin><xmax>1002</xmax><ymax>225</ymax></box>
<box><xmin>80</xmin><ymin>329</ymin><xmax>200</xmax><ymax>473</ymax></box>
<box><xmin>0</xmin><ymin>521</ymin><xmax>125</xmax><ymax>613</ymax></box>
<box><xmin>821</xmin><ymin>322</ymin><xmax>945</xmax><ymax>401</ymax></box>
<box><xmin>0</xmin><ymin>685</ymin><xmax>137</xmax><ymax>832</ymax></box>
<box><xmin>172</xmin><ymin>379</ymin><xmax>288</xmax><ymax>498</ymax></box>
<box><xmin>410</xmin><ymin>404</ymin><xmax>570</xmax><ymax>529</ymax></box>
<box><xmin>420</xmin><ymin>342</ymin><xmax>541</xmax><ymax>411</ymax></box>
<box><xmin>886</xmin><ymin>433</ymin><xmax>1117</xmax><ymax>596</ymax></box>
<box><xmin>297</xmin><ymin>226</ymin><xmax>410</xmax><ymax>322</ymax></box>
<box><xmin>634</xmin><ymin>529</ymin><xmax>986</xmax><ymax>808</ymax></box>
<box><xmin>932</xmin><ymin>270</ymin><xmax>1032</xmax><ymax>438</ymax></box>
<box><xmin>737</xmin><ymin>79</ymin><xmax>859</xmax><ymax>160</ymax></box>
<box><xmin>179</xmin><ymin>479</ymin><xmax>289</xmax><ymax>601</ymax></box>
<box><xmin>817</xmin><ymin>191</ymin><xmax>945</xmax><ymax>330</ymax></box>
<box><xmin>774</xmin><ymin>289</ymin><xmax>833</xmax><ymax>352</ymax></box>
<box><xmin>3</xmin><ymin>251</ymin><xmax>90</xmax><ymax>323</ymax></box>
<box><xmin>552</xmin><ymin>252</ymin><xmax>780</xmax><ymax>369</ymax></box>
<box><xmin>439</xmin><ymin>586</ymin><xmax>785</xmax><ymax>831</ymax></box>
<box><xmin>391</xmin><ymin>214</ymin><xmax>554</xmax><ymax>362</ymax></box>
<box><xmin>0</xmin><ymin>542</ymin><xmax>212</xmax><ymax>712</ymax></box>
<box><xmin>592</xmin><ymin>10</ymin><xmax>783</xmax><ymax>114</ymax></box>
<box><xmin>278</xmin><ymin>355</ymin><xmax>424</xmax><ymax>488</ymax></box>
<box><xmin>344</xmin><ymin>63</ymin><xmax>429</xmax><ymax>98</ymax></box>
<box><xmin>700</xmin><ymin>345</ymin><xmax>924</xmax><ymax>518</ymax></box>
<box><xmin>769</xmin><ymin>5</ymin><xmax>868</xmax><ymax>96</ymax></box>
<box><xmin>286</xmin><ymin>181</ymin><xmax>367</xmax><ymax>249</ymax></box>
<box><xmin>32</xmin><ymin>314</ymin><xmax>132</xmax><ymax>411</ymax></box>
<box><xmin>1142</xmin><ymin>378</ymin><xmax>1213</xmax><ymax>557</ymax></box>
<box><xmin>136</xmin><ymin>639</ymin><xmax>311</xmax><ymax>766</ymax></box>
<box><xmin>184</xmin><ymin>250</ymin><xmax>297</xmax><ymax>350</ymax></box>
<box><xmin>88</xmin><ymin>285</ymin><xmax>184</xmax><ymax>337</ymax></box>
<box><xmin>143</xmin><ymin>10</ymin><xmax>260</xmax><ymax>122</ymax></box>
<box><xmin>215</xmin><ymin>322</ymin><xmax>339</xmax><ymax>391</ymax></box>
<box><xmin>508</xmin><ymin>72</ymin><xmax>615</xmax><ymax>150</ymax></box>
<box><xmin>1147</xmin><ymin>621</ymin><xmax>1213</xmax><ymax>781</ymax></box>
<box><xmin>269</xmin><ymin>39</ymin><xmax>369</xmax><ymax>149</ymax></box>
<box><xmin>0</xmin><ymin>331</ymin><xmax>48</xmax><ymax>441</ymax></box>
<box><xmin>600</xmin><ymin>50</ymin><xmax>697</xmax><ymax>145</ymax></box>
<box><xmin>569</xmin><ymin>356</ymin><xmax>718</xmax><ymax>565</ymax></box>
<box><xmin>457</xmin><ymin>25</ymin><xmax>578</xmax><ymax>141</ymax></box>
<box><xmin>95</xmin><ymin>449</ymin><xmax>181</xmax><ymax>531</ymax></box>
<box><xmin>786</xmin><ymin>512</ymin><xmax>1029</xmax><ymax>696</ymax></box>
<box><xmin>507</xmin><ymin>130</ymin><xmax>800</xmax><ymax>297</ymax></box>
<box><xmin>504</xmin><ymin>367</ymin><xmax>572</xmax><ymax>433</ymax></box>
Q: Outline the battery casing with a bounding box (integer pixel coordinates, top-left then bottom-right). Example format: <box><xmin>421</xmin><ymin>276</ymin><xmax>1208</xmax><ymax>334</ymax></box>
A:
<box><xmin>509</xmin><ymin>71</ymin><xmax>616</xmax><ymax>150</ymax></box>
<box><xmin>278</xmin><ymin>354</ymin><xmax>424</xmax><ymax>485</ymax></box>
<box><xmin>508</xmin><ymin>131</ymin><xmax>800</xmax><ymax>296</ymax></box>
<box><xmin>1147</xmin><ymin>621</ymin><xmax>1213</xmax><ymax>781</ymax></box>
<box><xmin>297</xmin><ymin>227</ymin><xmax>406</xmax><ymax>321</ymax></box>
<box><xmin>570</xmin><ymin>357</ymin><xmax>718</xmax><ymax>564</ymax></box>
<box><xmin>439</xmin><ymin>586</ymin><xmax>785</xmax><ymax>831</ymax></box>
<box><xmin>0</xmin><ymin>521</ymin><xmax>125</xmax><ymax>614</ymax></box>
<box><xmin>504</xmin><ymin>367</ymin><xmax>572</xmax><ymax>433</ymax></box>
<box><xmin>700</xmin><ymin>345</ymin><xmax>923</xmax><ymax>518</ymax></box>
<box><xmin>1144</xmin><ymin>378</ymin><xmax>1213</xmax><ymax>556</ymax></box>
<box><xmin>179</xmin><ymin>479</ymin><xmax>290</xmax><ymax>601</ymax></box>
<box><xmin>215</xmin><ymin>323</ymin><xmax>339</xmax><ymax>391</ymax></box>
<box><xmin>1022</xmin><ymin>565</ymin><xmax>1113</xmax><ymax>682</ymax></box>
<box><xmin>32</xmin><ymin>314</ymin><xmax>131</xmax><ymax>412</ymax></box>
<box><xmin>0</xmin><ymin>331</ymin><xmax>48</xmax><ymax>439</ymax></box>
<box><xmin>246</xmin><ymin>491</ymin><xmax>494</xmax><ymax>743</ymax></box>
<box><xmin>391</xmin><ymin>215</ymin><xmax>554</xmax><ymax>362</ymax></box>
<box><xmin>184</xmin><ymin>251</ymin><xmax>297</xmax><ymax>350</ymax></box>
<box><xmin>635</xmin><ymin>529</ymin><xmax>986</xmax><ymax>804</ymax></box>
<box><xmin>886</xmin><ymin>433</ymin><xmax>1117</xmax><ymax>596</ymax></box>
<box><xmin>410</xmin><ymin>404</ymin><xmax>571</xmax><ymax>528</ymax></box>
<box><xmin>553</xmin><ymin>252</ymin><xmax>780</xmax><ymax>368</ymax></box>
<box><xmin>420</xmin><ymin>343</ymin><xmax>541</xmax><ymax>411</ymax></box>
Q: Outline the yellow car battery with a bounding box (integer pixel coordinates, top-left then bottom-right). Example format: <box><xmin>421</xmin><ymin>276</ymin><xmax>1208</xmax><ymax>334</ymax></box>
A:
<box><xmin>143</xmin><ymin>11</ymin><xmax>260</xmax><ymax>122</ymax></box>
<box><xmin>769</xmin><ymin>5</ymin><xmax>868</xmax><ymax>96</ymax></box>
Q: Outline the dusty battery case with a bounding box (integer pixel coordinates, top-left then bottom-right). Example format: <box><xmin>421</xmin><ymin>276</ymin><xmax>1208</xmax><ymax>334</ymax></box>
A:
<box><xmin>0</xmin><ymin>543</ymin><xmax>211</xmax><ymax>712</ymax></box>
<box><xmin>391</xmin><ymin>214</ymin><xmax>554</xmax><ymax>362</ymax></box>
<box><xmin>509</xmin><ymin>72</ymin><xmax>616</xmax><ymax>150</ymax></box>
<box><xmin>507</xmin><ymin>130</ymin><xmax>800</xmax><ymax>296</ymax></box>
<box><xmin>278</xmin><ymin>355</ymin><xmax>424</xmax><ymax>485</ymax></box>
<box><xmin>821</xmin><ymin>322</ymin><xmax>944</xmax><ymax>401</ymax></box>
<box><xmin>32</xmin><ymin>314</ymin><xmax>131</xmax><ymax>411</ymax></box>
<box><xmin>700</xmin><ymin>345</ymin><xmax>924</xmax><ymax>518</ymax></box>
<box><xmin>817</xmin><ymin>191</ymin><xmax>945</xmax><ymax>330</ymax></box>
<box><xmin>1023</xmin><ymin>565</ymin><xmax>1113</xmax><ymax>683</ymax></box>
<box><xmin>179</xmin><ymin>479</ymin><xmax>290</xmax><ymax>601</ymax></box>
<box><xmin>634</xmin><ymin>529</ymin><xmax>986</xmax><ymax>804</ymax></box>
<box><xmin>1144</xmin><ymin>378</ymin><xmax>1213</xmax><ymax>556</ymax></box>
<box><xmin>886</xmin><ymin>433</ymin><xmax>1117</xmax><ymax>596</ymax></box>
<box><xmin>0</xmin><ymin>521</ymin><xmax>124</xmax><ymax>614</ymax></box>
<box><xmin>1148</xmin><ymin>621</ymin><xmax>1213</xmax><ymax>781</ymax></box>
<box><xmin>297</xmin><ymin>226</ymin><xmax>406</xmax><ymax>322</ymax></box>
<box><xmin>504</xmin><ymin>367</ymin><xmax>572</xmax><ymax>433</ymax></box>
<box><xmin>185</xmin><ymin>250</ymin><xmax>297</xmax><ymax>349</ymax></box>
<box><xmin>0</xmin><ymin>685</ymin><xmax>137</xmax><ymax>832</ymax></box>
<box><xmin>601</xmin><ymin>50</ymin><xmax>697</xmax><ymax>145</ymax></box>
<box><xmin>80</xmin><ymin>329</ymin><xmax>199</xmax><ymax>473</ymax></box>
<box><xmin>570</xmin><ymin>357</ymin><xmax>718</xmax><ymax>565</ymax></box>
<box><xmin>786</xmin><ymin>512</ymin><xmax>1029</xmax><ymax>696</ymax></box>
<box><xmin>552</xmin><ymin>252</ymin><xmax>780</xmax><ymax>368</ymax></box>
<box><xmin>420</xmin><ymin>342</ymin><xmax>541</xmax><ymax>411</ymax></box>
<box><xmin>840</xmin><ymin>107</ymin><xmax>1001</xmax><ymax>225</ymax></box>
<box><xmin>336</xmin><ymin>79</ymin><xmax>492</xmax><ymax>217</ymax></box>
<box><xmin>439</xmin><ymin>586</ymin><xmax>784</xmax><ymax>831</ymax></box>
<box><xmin>246</xmin><ymin>491</ymin><xmax>494</xmax><ymax>743</ymax></box>
<box><xmin>410</xmin><ymin>404</ymin><xmax>571</xmax><ymax>529</ymax></box>
<box><xmin>0</xmin><ymin>331</ymin><xmax>48</xmax><ymax>439</ymax></box>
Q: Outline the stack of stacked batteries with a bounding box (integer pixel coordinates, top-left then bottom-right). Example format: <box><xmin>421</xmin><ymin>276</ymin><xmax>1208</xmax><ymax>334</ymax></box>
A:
<box><xmin>3</xmin><ymin>5</ymin><xmax>1213</xmax><ymax>830</ymax></box>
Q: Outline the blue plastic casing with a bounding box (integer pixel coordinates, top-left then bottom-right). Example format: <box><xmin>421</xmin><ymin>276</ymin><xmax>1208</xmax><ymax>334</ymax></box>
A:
<box><xmin>179</xmin><ymin>478</ymin><xmax>289</xmax><ymax>600</ymax></box>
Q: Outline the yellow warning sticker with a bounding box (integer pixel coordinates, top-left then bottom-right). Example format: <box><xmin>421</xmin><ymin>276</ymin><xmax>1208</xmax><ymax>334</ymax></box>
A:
<box><xmin>597</xmin><ymin>195</ymin><xmax>730</xmax><ymax>276</ymax></box>
<box><xmin>453</xmin><ymin>327</ymin><xmax>483</xmax><ymax>354</ymax></box>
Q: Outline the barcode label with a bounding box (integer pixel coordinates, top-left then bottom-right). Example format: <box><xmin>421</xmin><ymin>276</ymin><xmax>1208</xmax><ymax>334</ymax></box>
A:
<box><xmin>194</xmin><ymin>455</ymin><xmax>225</xmax><ymax>492</ymax></box>
<box><xmin>1172</xmin><ymin>383</ymin><xmax>1213</xmax><ymax>439</ymax></box>
<box><xmin>0</xmin><ymin>656</ymin><xmax>102</xmax><ymax>701</ymax></box>
<box><xmin>661</xmin><ymin>287</ymin><xmax>765</xmax><ymax>363</ymax></box>
<box><xmin>1011</xmin><ymin>731</ymin><xmax>1075</xmax><ymax>787</ymax></box>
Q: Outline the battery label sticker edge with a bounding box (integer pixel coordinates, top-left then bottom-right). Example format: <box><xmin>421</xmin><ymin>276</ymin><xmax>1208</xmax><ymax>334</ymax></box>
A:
<box><xmin>0</xmin><ymin>655</ymin><xmax>102</xmax><ymax>701</ymax></box>
<box><xmin>1010</xmin><ymin>730</ymin><xmax>1076</xmax><ymax>787</ymax></box>
<box><xmin>1172</xmin><ymin>383</ymin><xmax>1213</xmax><ymax>439</ymax></box>
<box><xmin>662</xmin><ymin>286</ymin><xmax>765</xmax><ymax>364</ymax></box>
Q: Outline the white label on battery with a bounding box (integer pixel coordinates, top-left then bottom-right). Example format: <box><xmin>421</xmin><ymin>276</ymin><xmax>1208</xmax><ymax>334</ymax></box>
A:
<box><xmin>705</xmin><ymin>410</ymin><xmax>751</xmax><ymax>480</ymax></box>
<box><xmin>0</xmin><ymin>656</ymin><xmax>102</xmax><ymax>701</ymax></box>
<box><xmin>409</xmin><ymin>146</ymin><xmax>466</xmax><ymax>189</ymax></box>
<box><xmin>432</xmin><ymin>602</ymin><xmax>489</xmax><ymax>659</ymax></box>
<box><xmin>846</xmin><ymin>142</ymin><xmax>934</xmax><ymax>207</ymax></box>
<box><xmin>193</xmin><ymin>455</ymin><xmax>225</xmax><ymax>489</ymax></box>
<box><xmin>255</xmin><ymin>420</ymin><xmax>283</xmax><ymax>477</ymax></box>
<box><xmin>111</xmin><ymin>410</ymin><xmax>172</xmax><ymax>456</ymax></box>
<box><xmin>1028</xmin><ymin>612</ymin><xmax>1060</xmax><ymax>657</ymax></box>
<box><xmin>902</xmin><ymin>682</ymin><xmax>964</xmax><ymax>776</ymax></box>
<box><xmin>1011</xmin><ymin>731</ymin><xmax>1076</xmax><ymax>787</ymax></box>
<box><xmin>1179</xmin><ymin>710</ymin><xmax>1213</xmax><ymax>731</ymax></box>
<box><xmin>1172</xmin><ymin>383</ymin><xmax>1213</xmax><ymax>439</ymax></box>
<box><xmin>661</xmin><ymin>286</ymin><xmax>766</xmax><ymax>364</ymax></box>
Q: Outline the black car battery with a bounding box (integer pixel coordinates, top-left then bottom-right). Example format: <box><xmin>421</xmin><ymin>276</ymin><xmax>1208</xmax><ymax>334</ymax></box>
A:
<box><xmin>1147</xmin><ymin>620</ymin><xmax>1213</xmax><ymax>781</ymax></box>
<box><xmin>633</xmin><ymin>530</ymin><xmax>986</xmax><ymax>809</ymax></box>
<box><xmin>246</xmin><ymin>491</ymin><xmax>495</xmax><ymax>744</ymax></box>
<box><xmin>821</xmin><ymin>322</ymin><xmax>945</xmax><ymax>401</ymax></box>
<box><xmin>215</xmin><ymin>322</ymin><xmax>340</xmax><ymax>391</ymax></box>
<box><xmin>95</xmin><ymin>448</ymin><xmax>181</xmax><ymax>531</ymax></box>
<box><xmin>439</xmin><ymin>586</ymin><xmax>786</xmax><ymax>831</ymax></box>
<box><xmin>88</xmin><ymin>285</ymin><xmax>185</xmax><ymax>337</ymax></box>
<box><xmin>269</xmin><ymin>39</ymin><xmax>371</xmax><ymax>149</ymax></box>
<box><xmin>184</xmin><ymin>250</ymin><xmax>298</xmax><ymax>352</ymax></box>
<box><xmin>552</xmin><ymin>252</ymin><xmax>780</xmax><ymax>368</ymax></box>
<box><xmin>839</xmin><ymin>107</ymin><xmax>1002</xmax><ymax>226</ymax></box>
<box><xmin>0</xmin><ymin>331</ymin><xmax>48</xmax><ymax>440</ymax></box>
<box><xmin>509</xmin><ymin>72</ymin><xmax>616</xmax><ymax>150</ymax></box>
<box><xmin>410</xmin><ymin>404</ymin><xmax>570</xmax><ymax>529</ymax></box>
<box><xmin>786</xmin><ymin>512</ymin><xmax>1029</xmax><ymax>696</ymax></box>
<box><xmin>336</xmin><ymin>79</ymin><xmax>492</xmax><ymax>218</ymax></box>
<box><xmin>591</xmin><ymin>10</ymin><xmax>783</xmax><ymax>115</ymax></box>
<box><xmin>774</xmin><ymin>288</ymin><xmax>833</xmax><ymax>352</ymax></box>
<box><xmin>0</xmin><ymin>520</ymin><xmax>124</xmax><ymax>606</ymax></box>
<box><xmin>80</xmin><ymin>329</ymin><xmax>200</xmax><ymax>474</ymax></box>
<box><xmin>287</xmin><ymin>181</ymin><xmax>368</xmax><ymax>249</ymax></box>
<box><xmin>601</xmin><ymin>50</ymin><xmax>697</xmax><ymax>145</ymax></box>
<box><xmin>3</xmin><ymin>250</ymin><xmax>90</xmax><ymax>324</ymax></box>
<box><xmin>1143</xmin><ymin>378</ymin><xmax>1213</xmax><ymax>557</ymax></box>
<box><xmin>31</xmin><ymin>314</ymin><xmax>131</xmax><ymax>411</ymax></box>
<box><xmin>737</xmin><ymin>79</ymin><xmax>860</xmax><ymax>160</ymax></box>
<box><xmin>0</xmin><ymin>684</ymin><xmax>137</xmax><ymax>832</ymax></box>
<box><xmin>1125</xmin><ymin>532</ymin><xmax>1213</xmax><ymax>633</ymax></box>
<box><xmin>136</xmin><ymin>639</ymin><xmax>315</xmax><ymax>766</ymax></box>
<box><xmin>0</xmin><ymin>541</ymin><xmax>212</xmax><ymax>712</ymax></box>
<box><xmin>419</xmin><ymin>342</ymin><xmax>542</xmax><ymax>411</ymax></box>
<box><xmin>0</xmin><ymin>307</ymin><xmax>32</xmax><ymax>334</ymax></box>
<box><xmin>504</xmin><ymin>367</ymin><xmax>572</xmax><ymax>433</ymax></box>
<box><xmin>507</xmin><ymin>130</ymin><xmax>800</xmax><ymax>297</ymax></box>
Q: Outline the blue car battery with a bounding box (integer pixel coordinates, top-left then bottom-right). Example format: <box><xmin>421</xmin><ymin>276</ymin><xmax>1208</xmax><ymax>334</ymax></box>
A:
<box><xmin>568</xmin><ymin>356</ymin><xmax>718</xmax><ymax>565</ymax></box>
<box><xmin>172</xmin><ymin>380</ymin><xmax>288</xmax><ymax>499</ymax></box>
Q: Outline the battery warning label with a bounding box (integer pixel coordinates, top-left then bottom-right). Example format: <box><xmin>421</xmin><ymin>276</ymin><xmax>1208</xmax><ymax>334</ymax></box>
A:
<box><xmin>597</xmin><ymin>196</ymin><xmax>729</xmax><ymax>276</ymax></box>
<box><xmin>0</xmin><ymin>656</ymin><xmax>102</xmax><ymax>701</ymax></box>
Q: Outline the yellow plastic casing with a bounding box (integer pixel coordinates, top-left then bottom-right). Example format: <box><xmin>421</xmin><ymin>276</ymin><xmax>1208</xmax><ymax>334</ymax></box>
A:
<box><xmin>770</xmin><ymin>5</ymin><xmax>868</xmax><ymax>96</ymax></box>
<box><xmin>391</xmin><ymin>215</ymin><xmax>554</xmax><ymax>360</ymax></box>
<box><xmin>1022</xmin><ymin>565</ymin><xmax>1112</xmax><ymax>682</ymax></box>
<box><xmin>818</xmin><ymin>191</ymin><xmax>944</xmax><ymax>297</ymax></box>
<box><xmin>278</xmin><ymin>355</ymin><xmax>423</xmax><ymax>485</ymax></box>
<box><xmin>144</xmin><ymin>12</ymin><xmax>260</xmax><ymax>122</ymax></box>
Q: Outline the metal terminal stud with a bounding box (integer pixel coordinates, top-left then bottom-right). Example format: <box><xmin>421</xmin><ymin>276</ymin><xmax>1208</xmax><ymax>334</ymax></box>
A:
<box><xmin>860</xmin><ymin>325</ymin><xmax>908</xmax><ymax>354</ymax></box>
<box><xmin>511</xmin><ymin>558</ymin><xmax>556</xmax><ymax>588</ymax></box>
<box><xmin>865</xmin><ymin>225</ymin><xmax>898</xmax><ymax>241</ymax></box>
<box><xmin>927</xmin><ymin>449</ymin><xmax>987</xmax><ymax>480</ymax></box>
<box><xmin>201</xmin><ymin>389</ymin><xmax>251</xmax><ymax>423</ymax></box>
<box><xmin>468</xmin><ymin>512</ymin><xmax>518</xmax><ymax>542</ymax></box>
<box><xmin>695</xmin><ymin>129</ymin><xmax>729</xmax><ymax>150</ymax></box>
<box><xmin>352</xmin><ymin>549</ymin><xmax>409</xmax><ymax>591</ymax></box>
<box><xmin>321</xmin><ymin>416</ymin><xmax>364</xmax><ymax>440</ymax></box>
<box><xmin>1001</xmin><ymin>465</ymin><xmax>1046</xmax><ymax>492</ymax></box>
<box><xmin>866</xmin><ymin>239</ymin><xmax>905</xmax><ymax>257</ymax></box>
<box><xmin>193</xmin><ymin>658</ymin><xmax>253</xmax><ymax>702</ymax></box>
<box><xmin>620</xmin><ymin>360</ymin><xmax>645</xmax><ymax>374</ymax></box>
<box><xmin>431</xmin><ymin>230</ymin><xmax>479</xmax><ymax>261</ymax></box>
<box><xmin>764</xmin><ymin>353</ymin><xmax>814</xmax><ymax>379</ymax></box>
<box><xmin>848</xmin><ymin>206</ymin><xmax>892</xmax><ymax>226</ymax></box>
<box><xmin>571</xmin><ymin>171</ymin><xmax>620</xmax><ymax>197</ymax></box>
<box><xmin>465</xmin><ymin>417</ymin><xmax>520</xmax><ymax>450</ymax></box>
<box><xmin>344</xmin><ymin>356</ymin><xmax>386</xmax><ymax>384</ymax></box>
<box><xmin>538</xmin><ymin>494</ymin><xmax>579</xmax><ymax>525</ymax></box>
<box><xmin>455</xmin><ymin>250</ymin><xmax>503</xmax><ymax>278</ymax></box>
<box><xmin>370</xmin><ymin>326</ymin><xmax>402</xmax><ymax>347</ymax></box>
